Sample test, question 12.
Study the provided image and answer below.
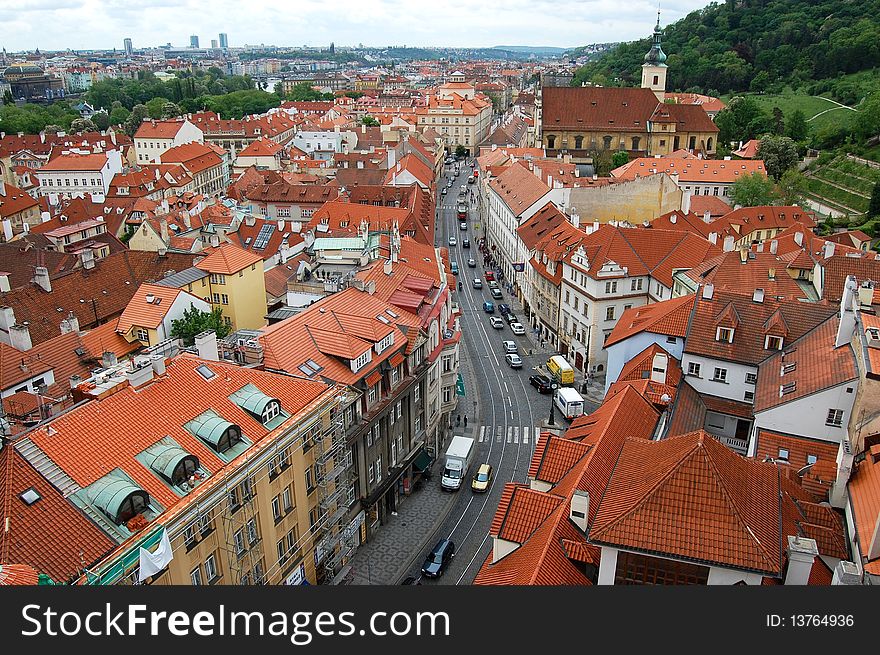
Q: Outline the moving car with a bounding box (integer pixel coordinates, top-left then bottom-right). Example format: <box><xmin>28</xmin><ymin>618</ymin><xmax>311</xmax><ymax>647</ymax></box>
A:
<box><xmin>484</xmin><ymin>271</ymin><xmax>495</xmax><ymax>281</ymax></box>
<box><xmin>473</xmin><ymin>278</ymin><xmax>483</xmax><ymax>289</ymax></box>
<box><xmin>448</xmin><ymin>236</ymin><xmax>456</xmax><ymax>246</ymax></box>
<box><xmin>529</xmin><ymin>374</ymin><xmax>554</xmax><ymax>393</ymax></box>
<box><xmin>421</xmin><ymin>539</ymin><xmax>455</xmax><ymax>578</ymax></box>
<box><xmin>471</xmin><ymin>464</ymin><xmax>493</xmax><ymax>493</ymax></box>
<box><xmin>460</xmin><ymin>222</ymin><xmax>467</xmax><ymax>231</ymax></box>
<box><xmin>483</xmin><ymin>301</ymin><xmax>494</xmax><ymax>313</ymax></box>
<box><xmin>450</xmin><ymin>261</ymin><xmax>459</xmax><ymax>275</ymax></box>
<box><xmin>462</xmin><ymin>238</ymin><xmax>470</xmax><ymax>248</ymax></box>
<box><xmin>505</xmin><ymin>353</ymin><xmax>523</xmax><ymax>369</ymax></box>
<box><xmin>489</xmin><ymin>316</ymin><xmax>504</xmax><ymax>329</ymax></box>
<box><xmin>498</xmin><ymin>304</ymin><xmax>511</xmax><ymax>315</ymax></box>
<box><xmin>510</xmin><ymin>322</ymin><xmax>526</xmax><ymax>335</ymax></box>
<box><xmin>467</xmin><ymin>258</ymin><xmax>476</xmax><ymax>267</ymax></box>
<box><xmin>491</xmin><ymin>288</ymin><xmax>503</xmax><ymax>299</ymax></box>
<box><xmin>502</xmin><ymin>340</ymin><xmax>517</xmax><ymax>354</ymax></box>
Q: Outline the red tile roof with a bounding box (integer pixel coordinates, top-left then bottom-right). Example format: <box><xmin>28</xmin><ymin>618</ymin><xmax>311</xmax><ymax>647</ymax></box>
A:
<box><xmin>0</xmin><ymin>182</ymin><xmax>40</xmax><ymax>219</ymax></box>
<box><xmin>116</xmin><ymin>283</ymin><xmax>192</xmax><ymax>333</ymax></box>
<box><xmin>753</xmin><ymin>430</ymin><xmax>839</xmax><ymax>501</ymax></box>
<box><xmin>37</xmin><ymin>152</ymin><xmax>112</xmax><ymax>172</ymax></box>
<box><xmin>822</xmin><ymin>255</ymin><xmax>880</xmax><ymax>302</ymax></box>
<box><xmin>613</xmin><ymin>157</ymin><xmax>764</xmax><ymax>183</ymax></box>
<box><xmin>489</xmin><ymin>161</ymin><xmax>550</xmax><ymax>215</ymax></box>
<box><xmin>617</xmin><ymin>343</ymin><xmax>682</xmax><ymax>387</ymax></box>
<box><xmin>849</xmin><ymin>448</ymin><xmax>880</xmax><ymax>575</ymax></box>
<box><xmin>0</xmin><ymin>342</ymin><xmax>54</xmax><ymax>391</ymax></box>
<box><xmin>516</xmin><ymin>202</ymin><xmax>570</xmax><ymax>252</ymax></box>
<box><xmin>133</xmin><ymin>119</ymin><xmax>191</xmax><ymax>140</ymax></box>
<box><xmin>194</xmin><ymin>242</ymin><xmax>263</xmax><ymax>275</ymax></box>
<box><xmin>160</xmin><ymin>142</ymin><xmax>223</xmax><ymax>175</ymax></box>
<box><xmin>683</xmin><ymin>251</ymin><xmax>813</xmax><ymax>301</ymax></box>
<box><xmin>688</xmin><ymin>194</ymin><xmax>732</xmax><ymax>219</ymax></box>
<box><xmin>604</xmin><ymin>294</ymin><xmax>695</xmax><ymax>348</ymax></box>
<box><xmin>541</xmin><ymin>86</ymin><xmax>664</xmax><ymax>133</ymax></box>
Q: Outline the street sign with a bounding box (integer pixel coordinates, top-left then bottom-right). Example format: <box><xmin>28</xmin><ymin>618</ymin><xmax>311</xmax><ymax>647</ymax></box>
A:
<box><xmin>455</xmin><ymin>373</ymin><xmax>466</xmax><ymax>397</ymax></box>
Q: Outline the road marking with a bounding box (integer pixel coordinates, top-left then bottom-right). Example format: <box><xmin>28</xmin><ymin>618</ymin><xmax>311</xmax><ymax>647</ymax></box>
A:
<box><xmin>510</xmin><ymin>409</ymin><xmax>514</xmax><ymax>420</ymax></box>
<box><xmin>514</xmin><ymin>426</ymin><xmax>519</xmax><ymax>443</ymax></box>
<box><xmin>479</xmin><ymin>426</ymin><xmax>485</xmax><ymax>443</ymax></box>
<box><xmin>535</xmin><ymin>427</ymin><xmax>540</xmax><ymax>444</ymax></box>
<box><xmin>503</xmin><ymin>381</ymin><xmax>509</xmax><ymax>393</ymax></box>
<box><xmin>496</xmin><ymin>426</ymin><xmax>502</xmax><ymax>443</ymax></box>
<box><xmin>522</xmin><ymin>428</ymin><xmax>529</xmax><ymax>444</ymax></box>
<box><xmin>507</xmin><ymin>427</ymin><xmax>513</xmax><ymax>443</ymax></box>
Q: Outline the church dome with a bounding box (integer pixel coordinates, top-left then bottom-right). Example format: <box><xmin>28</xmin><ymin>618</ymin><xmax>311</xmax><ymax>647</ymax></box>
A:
<box><xmin>643</xmin><ymin>13</ymin><xmax>667</xmax><ymax>66</ymax></box>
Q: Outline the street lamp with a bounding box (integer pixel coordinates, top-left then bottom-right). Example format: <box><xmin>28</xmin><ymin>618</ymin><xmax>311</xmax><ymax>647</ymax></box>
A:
<box><xmin>548</xmin><ymin>380</ymin><xmax>559</xmax><ymax>425</ymax></box>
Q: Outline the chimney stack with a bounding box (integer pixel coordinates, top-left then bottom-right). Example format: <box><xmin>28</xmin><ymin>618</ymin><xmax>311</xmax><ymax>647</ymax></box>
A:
<box><xmin>752</xmin><ymin>288</ymin><xmax>764</xmax><ymax>303</ymax></box>
<box><xmin>770</xmin><ymin>239</ymin><xmax>778</xmax><ymax>255</ymax></box>
<box><xmin>81</xmin><ymin>249</ymin><xmax>96</xmax><ymax>270</ymax></box>
<box><xmin>32</xmin><ymin>267</ymin><xmax>51</xmax><ymax>292</ymax></box>
<box><xmin>194</xmin><ymin>330</ymin><xmax>220</xmax><ymax>361</ymax></box>
<box><xmin>702</xmin><ymin>283</ymin><xmax>714</xmax><ymax>300</ymax></box>
<box><xmin>569</xmin><ymin>490</ymin><xmax>589</xmax><ymax>533</ymax></box>
<box><xmin>830</xmin><ymin>439</ymin><xmax>855</xmax><ymax>508</ymax></box>
<box><xmin>723</xmin><ymin>235</ymin><xmax>735</xmax><ymax>252</ymax></box>
<box><xmin>9</xmin><ymin>323</ymin><xmax>32</xmax><ymax>351</ymax></box>
<box><xmin>126</xmin><ymin>358</ymin><xmax>155</xmax><ymax>389</ymax></box>
<box><xmin>650</xmin><ymin>353</ymin><xmax>668</xmax><ymax>384</ymax></box>
<box><xmin>831</xmin><ymin>560</ymin><xmax>862</xmax><ymax>586</ymax></box>
<box><xmin>703</xmin><ymin>211</ymin><xmax>711</xmax><ymax>224</ymax></box>
<box><xmin>59</xmin><ymin>311</ymin><xmax>80</xmax><ymax>334</ymax></box>
<box><xmin>824</xmin><ymin>241</ymin><xmax>836</xmax><ymax>259</ymax></box>
<box><xmin>794</xmin><ymin>231</ymin><xmax>804</xmax><ymax>247</ymax></box>
<box><xmin>708</xmin><ymin>232</ymin><xmax>718</xmax><ymax>246</ymax></box>
<box><xmin>102</xmin><ymin>351</ymin><xmax>118</xmax><ymax>368</ymax></box>
<box><xmin>0</xmin><ymin>273</ymin><xmax>9</xmax><ymax>293</ymax></box>
<box><xmin>784</xmin><ymin>536</ymin><xmax>819</xmax><ymax>586</ymax></box>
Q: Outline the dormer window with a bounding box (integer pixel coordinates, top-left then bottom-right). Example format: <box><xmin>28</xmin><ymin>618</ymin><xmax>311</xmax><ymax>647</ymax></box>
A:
<box><xmin>375</xmin><ymin>332</ymin><xmax>394</xmax><ymax>354</ymax></box>
<box><xmin>353</xmin><ymin>349</ymin><xmax>371</xmax><ymax>371</ymax></box>
<box><xmin>262</xmin><ymin>400</ymin><xmax>281</xmax><ymax>424</ymax></box>
<box><xmin>765</xmin><ymin>335</ymin><xmax>783</xmax><ymax>350</ymax></box>
<box><xmin>716</xmin><ymin>327</ymin><xmax>734</xmax><ymax>343</ymax></box>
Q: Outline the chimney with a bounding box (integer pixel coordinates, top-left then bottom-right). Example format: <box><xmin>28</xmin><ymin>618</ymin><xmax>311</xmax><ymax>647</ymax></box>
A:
<box><xmin>722</xmin><ymin>235</ymin><xmax>735</xmax><ymax>252</ymax></box>
<box><xmin>768</xmin><ymin>268</ymin><xmax>776</xmax><ymax>280</ymax></box>
<box><xmin>245</xmin><ymin>214</ymin><xmax>256</xmax><ymax>227</ymax></box>
<box><xmin>570</xmin><ymin>490</ymin><xmax>589</xmax><ymax>533</ymax></box>
<box><xmin>830</xmin><ymin>439</ymin><xmax>854</xmax><ymax>508</ymax></box>
<box><xmin>60</xmin><ymin>311</ymin><xmax>80</xmax><ymax>334</ymax></box>
<box><xmin>702</xmin><ymin>283</ymin><xmax>714</xmax><ymax>300</ymax></box>
<box><xmin>650</xmin><ymin>353</ymin><xmax>668</xmax><ymax>384</ymax></box>
<box><xmin>102</xmin><ymin>351</ymin><xmax>117</xmax><ymax>368</ymax></box>
<box><xmin>159</xmin><ymin>217</ymin><xmax>169</xmax><ymax>244</ymax></box>
<box><xmin>703</xmin><ymin>211</ymin><xmax>711</xmax><ymax>224</ymax></box>
<box><xmin>0</xmin><ymin>306</ymin><xmax>16</xmax><ymax>334</ymax></box>
<box><xmin>824</xmin><ymin>241</ymin><xmax>835</xmax><ymax>259</ymax></box>
<box><xmin>708</xmin><ymin>232</ymin><xmax>718</xmax><ymax>246</ymax></box>
<box><xmin>569</xmin><ymin>212</ymin><xmax>580</xmax><ymax>229</ymax></box>
<box><xmin>32</xmin><ymin>267</ymin><xmax>51</xmax><ymax>292</ymax></box>
<box><xmin>769</xmin><ymin>239</ymin><xmax>778</xmax><ymax>255</ymax></box>
<box><xmin>752</xmin><ymin>288</ymin><xmax>764</xmax><ymax>303</ymax></box>
<box><xmin>831</xmin><ymin>560</ymin><xmax>862</xmax><ymax>586</ymax></box>
<box><xmin>194</xmin><ymin>330</ymin><xmax>219</xmax><ymax>361</ymax></box>
<box><xmin>69</xmin><ymin>374</ymin><xmax>83</xmax><ymax>390</ymax></box>
<box><xmin>9</xmin><ymin>323</ymin><xmax>32</xmax><ymax>351</ymax></box>
<box><xmin>210</xmin><ymin>234</ymin><xmax>220</xmax><ymax>247</ymax></box>
<box><xmin>158</xmin><ymin>246</ymin><xmax>168</xmax><ymax>257</ymax></box>
<box><xmin>383</xmin><ymin>259</ymin><xmax>393</xmax><ymax>275</ymax></box>
<box><xmin>150</xmin><ymin>353</ymin><xmax>167</xmax><ymax>376</ymax></box>
<box><xmin>0</xmin><ymin>273</ymin><xmax>9</xmax><ymax>293</ymax></box>
<box><xmin>126</xmin><ymin>358</ymin><xmax>155</xmax><ymax>389</ymax></box>
<box><xmin>681</xmin><ymin>190</ymin><xmax>691</xmax><ymax>214</ymax></box>
<box><xmin>784</xmin><ymin>536</ymin><xmax>819</xmax><ymax>586</ymax></box>
<box><xmin>81</xmin><ymin>249</ymin><xmax>96</xmax><ymax>270</ymax></box>
<box><xmin>670</xmin><ymin>213</ymin><xmax>677</xmax><ymax>224</ymax></box>
<box><xmin>794</xmin><ymin>231</ymin><xmax>804</xmax><ymax>247</ymax></box>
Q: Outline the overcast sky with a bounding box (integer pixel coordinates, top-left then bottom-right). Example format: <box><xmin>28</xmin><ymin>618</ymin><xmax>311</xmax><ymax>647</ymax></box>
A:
<box><xmin>2</xmin><ymin>0</ymin><xmax>711</xmax><ymax>52</ymax></box>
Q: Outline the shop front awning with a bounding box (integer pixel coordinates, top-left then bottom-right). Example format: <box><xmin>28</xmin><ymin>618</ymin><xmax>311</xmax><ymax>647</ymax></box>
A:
<box><xmin>413</xmin><ymin>449</ymin><xmax>433</xmax><ymax>473</ymax></box>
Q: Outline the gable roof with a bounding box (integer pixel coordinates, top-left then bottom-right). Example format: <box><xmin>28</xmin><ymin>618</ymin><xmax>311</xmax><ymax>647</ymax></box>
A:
<box><xmin>541</xmin><ymin>86</ymin><xmax>662</xmax><ymax>132</ymax></box>
<box><xmin>194</xmin><ymin>243</ymin><xmax>263</xmax><ymax>275</ymax></box>
<box><xmin>116</xmin><ymin>283</ymin><xmax>192</xmax><ymax>333</ymax></box>
<box><xmin>604</xmin><ymin>294</ymin><xmax>695</xmax><ymax>348</ymax></box>
<box><xmin>489</xmin><ymin>161</ymin><xmax>551</xmax><ymax>216</ymax></box>
<box><xmin>612</xmin><ymin>157</ymin><xmax>765</xmax><ymax>184</ymax></box>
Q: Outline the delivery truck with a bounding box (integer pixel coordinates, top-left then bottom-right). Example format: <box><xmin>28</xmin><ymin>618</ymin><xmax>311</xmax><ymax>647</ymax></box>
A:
<box><xmin>441</xmin><ymin>435</ymin><xmax>475</xmax><ymax>491</ymax></box>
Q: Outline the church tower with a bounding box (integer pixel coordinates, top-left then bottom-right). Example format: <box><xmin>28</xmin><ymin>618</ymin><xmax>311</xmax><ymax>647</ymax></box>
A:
<box><xmin>641</xmin><ymin>10</ymin><xmax>668</xmax><ymax>102</ymax></box>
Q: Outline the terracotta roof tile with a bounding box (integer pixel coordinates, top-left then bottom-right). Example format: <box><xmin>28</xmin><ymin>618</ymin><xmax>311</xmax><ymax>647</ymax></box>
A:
<box><xmin>605</xmin><ymin>294</ymin><xmax>694</xmax><ymax>347</ymax></box>
<box><xmin>613</xmin><ymin>157</ymin><xmax>762</xmax><ymax>183</ymax></box>
<box><xmin>194</xmin><ymin>242</ymin><xmax>263</xmax><ymax>275</ymax></box>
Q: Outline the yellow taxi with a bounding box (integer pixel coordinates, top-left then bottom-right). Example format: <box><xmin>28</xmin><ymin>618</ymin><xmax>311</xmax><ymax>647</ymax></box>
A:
<box><xmin>471</xmin><ymin>463</ymin><xmax>493</xmax><ymax>493</ymax></box>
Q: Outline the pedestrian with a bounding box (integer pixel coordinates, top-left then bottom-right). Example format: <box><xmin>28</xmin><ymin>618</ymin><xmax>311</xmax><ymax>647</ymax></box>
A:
<box><xmin>464</xmin><ymin>415</ymin><xmax>468</xmax><ymax>427</ymax></box>
<box><xmin>456</xmin><ymin>414</ymin><xmax>461</xmax><ymax>425</ymax></box>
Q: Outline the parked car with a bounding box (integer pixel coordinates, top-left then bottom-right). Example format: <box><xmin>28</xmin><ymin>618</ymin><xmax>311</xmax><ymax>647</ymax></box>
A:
<box><xmin>441</xmin><ymin>187</ymin><xmax>447</xmax><ymax>195</ymax></box>
<box><xmin>483</xmin><ymin>301</ymin><xmax>494</xmax><ymax>313</ymax></box>
<box><xmin>471</xmin><ymin>464</ymin><xmax>493</xmax><ymax>493</ymax></box>
<box><xmin>491</xmin><ymin>288</ymin><xmax>503</xmax><ymax>299</ymax></box>
<box><xmin>505</xmin><ymin>312</ymin><xmax>518</xmax><ymax>325</ymax></box>
<box><xmin>529</xmin><ymin>373</ymin><xmax>554</xmax><ymax>393</ymax></box>
<box><xmin>510</xmin><ymin>322</ymin><xmax>526</xmax><ymax>335</ymax></box>
<box><xmin>502</xmin><ymin>340</ymin><xmax>517</xmax><ymax>354</ymax></box>
<box><xmin>467</xmin><ymin>258</ymin><xmax>476</xmax><ymax>268</ymax></box>
<box><xmin>448</xmin><ymin>236</ymin><xmax>456</xmax><ymax>246</ymax></box>
<box><xmin>489</xmin><ymin>316</ymin><xmax>504</xmax><ymax>329</ymax></box>
<box><xmin>462</xmin><ymin>238</ymin><xmax>470</xmax><ymax>248</ymax></box>
<box><xmin>473</xmin><ymin>278</ymin><xmax>483</xmax><ymax>289</ymax></box>
<box><xmin>485</xmin><ymin>271</ymin><xmax>495</xmax><ymax>281</ymax></box>
<box><xmin>421</xmin><ymin>539</ymin><xmax>455</xmax><ymax>578</ymax></box>
<box><xmin>505</xmin><ymin>353</ymin><xmax>523</xmax><ymax>368</ymax></box>
<box><xmin>488</xmin><ymin>280</ymin><xmax>499</xmax><ymax>289</ymax></box>
<box><xmin>498</xmin><ymin>304</ymin><xmax>511</xmax><ymax>315</ymax></box>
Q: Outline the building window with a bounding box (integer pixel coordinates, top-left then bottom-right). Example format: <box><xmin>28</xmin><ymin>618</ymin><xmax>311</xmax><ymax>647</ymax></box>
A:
<box><xmin>136</xmin><ymin>328</ymin><xmax>149</xmax><ymax>342</ymax></box>
<box><xmin>826</xmin><ymin>409</ymin><xmax>844</xmax><ymax>427</ymax></box>
<box><xmin>806</xmin><ymin>454</ymin><xmax>818</xmax><ymax>465</ymax></box>
<box><xmin>368</xmin><ymin>462</ymin><xmax>375</xmax><ymax>484</ymax></box>
<box><xmin>745</xmin><ymin>372</ymin><xmax>757</xmax><ymax>384</ymax></box>
<box><xmin>414</xmin><ymin>385</ymin><xmax>420</xmax><ymax>403</ymax></box>
<box><xmin>631</xmin><ymin>278</ymin><xmax>642</xmax><ymax>291</ymax></box>
<box><xmin>305</xmin><ymin>467</ymin><xmax>315</xmax><ymax>494</ymax></box>
<box><xmin>234</xmin><ymin>529</ymin><xmax>246</xmax><ymax>557</ymax></box>
<box><xmin>368</xmin><ymin>385</ymin><xmax>377</xmax><ymax>404</ymax></box>
<box><xmin>396</xmin><ymin>402</ymin><xmax>402</xmax><ymax>419</ymax></box>
<box><xmin>277</xmin><ymin>539</ymin><xmax>288</xmax><ymax>565</ymax></box>
<box><xmin>247</xmin><ymin>518</ymin><xmax>259</xmax><ymax>545</ymax></box>
<box><xmin>272</xmin><ymin>496</ymin><xmax>282</xmax><ymax>521</ymax></box>
<box><xmin>687</xmin><ymin>362</ymin><xmax>701</xmax><ymax>377</ymax></box>
<box><xmin>262</xmin><ymin>400</ymin><xmax>281</xmax><ymax>424</ymax></box>
<box><xmin>765</xmin><ymin>335</ymin><xmax>783</xmax><ymax>350</ymax></box>
<box><xmin>205</xmin><ymin>553</ymin><xmax>218</xmax><ymax>582</ymax></box>
<box><xmin>744</xmin><ymin>390</ymin><xmax>755</xmax><ymax>402</ymax></box>
<box><xmin>605</xmin><ymin>306</ymin><xmax>615</xmax><ymax>321</ymax></box>
<box><xmin>190</xmin><ymin>566</ymin><xmax>202</xmax><ymax>586</ymax></box>
<box><xmin>716</xmin><ymin>327</ymin><xmax>734</xmax><ymax>343</ymax></box>
<box><xmin>605</xmin><ymin>280</ymin><xmax>617</xmax><ymax>294</ymax></box>
<box><xmin>221</xmin><ymin>294</ymin><xmax>229</xmax><ymax>305</ymax></box>
<box><xmin>184</xmin><ymin>525</ymin><xmax>196</xmax><ymax>549</ymax></box>
<box><xmin>442</xmin><ymin>386</ymin><xmax>452</xmax><ymax>403</ymax></box>
<box><xmin>376</xmin><ymin>454</ymin><xmax>382</xmax><ymax>481</ymax></box>
<box><xmin>778</xmin><ymin>448</ymin><xmax>790</xmax><ymax>461</ymax></box>
<box><xmin>282</xmin><ymin>487</ymin><xmax>293</xmax><ymax>512</ymax></box>
<box><xmin>210</xmin><ymin>274</ymin><xmax>226</xmax><ymax>285</ymax></box>
<box><xmin>712</xmin><ymin>367</ymin><xmax>727</xmax><ymax>383</ymax></box>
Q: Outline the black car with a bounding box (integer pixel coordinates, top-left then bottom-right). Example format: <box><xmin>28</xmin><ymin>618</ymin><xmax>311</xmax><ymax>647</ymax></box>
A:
<box><xmin>462</xmin><ymin>238</ymin><xmax>470</xmax><ymax>248</ymax></box>
<box><xmin>421</xmin><ymin>539</ymin><xmax>455</xmax><ymax>578</ymax></box>
<box><xmin>529</xmin><ymin>374</ymin><xmax>554</xmax><ymax>394</ymax></box>
<box><xmin>505</xmin><ymin>312</ymin><xmax>518</xmax><ymax>325</ymax></box>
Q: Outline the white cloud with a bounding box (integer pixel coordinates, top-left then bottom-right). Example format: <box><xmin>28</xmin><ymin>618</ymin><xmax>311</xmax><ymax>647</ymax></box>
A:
<box><xmin>2</xmin><ymin>0</ymin><xmax>710</xmax><ymax>51</ymax></box>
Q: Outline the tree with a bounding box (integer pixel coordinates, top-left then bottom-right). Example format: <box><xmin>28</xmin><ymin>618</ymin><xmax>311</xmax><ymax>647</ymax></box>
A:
<box><xmin>170</xmin><ymin>307</ymin><xmax>231</xmax><ymax>345</ymax></box>
<box><xmin>361</xmin><ymin>115</ymin><xmax>379</xmax><ymax>127</ymax></box>
<box><xmin>69</xmin><ymin>118</ymin><xmax>98</xmax><ymax>133</ymax></box>
<box><xmin>3</xmin><ymin>90</ymin><xmax>13</xmax><ymax>105</ymax></box>
<box><xmin>285</xmin><ymin>82</ymin><xmax>332</xmax><ymax>101</ymax></box>
<box><xmin>715</xmin><ymin>96</ymin><xmax>769</xmax><ymax>145</ymax></box>
<box><xmin>455</xmin><ymin>145</ymin><xmax>468</xmax><ymax>158</ymax></box>
<box><xmin>771</xmin><ymin>106</ymin><xmax>785</xmax><ymax>136</ymax></box>
<box><xmin>749</xmin><ymin>70</ymin><xmax>770</xmax><ymax>93</ymax></box>
<box><xmin>611</xmin><ymin>151</ymin><xmax>629</xmax><ymax>168</ymax></box>
<box><xmin>124</xmin><ymin>104</ymin><xmax>148</xmax><ymax>136</ymax></box>
<box><xmin>273</xmin><ymin>82</ymin><xmax>283</xmax><ymax>97</ymax></box>
<box><xmin>729</xmin><ymin>172</ymin><xmax>778</xmax><ymax>207</ymax></box>
<box><xmin>757</xmin><ymin>135</ymin><xmax>799</xmax><ymax>180</ymax></box>
<box><xmin>109</xmin><ymin>105</ymin><xmax>130</xmax><ymax>126</ymax></box>
<box><xmin>92</xmin><ymin>111</ymin><xmax>111</xmax><ymax>131</ymax></box>
<box><xmin>161</xmin><ymin>101</ymin><xmax>181</xmax><ymax>118</ymax></box>
<box><xmin>869</xmin><ymin>182</ymin><xmax>880</xmax><ymax>219</ymax></box>
<box><xmin>776</xmin><ymin>168</ymin><xmax>807</xmax><ymax>207</ymax></box>
<box><xmin>145</xmin><ymin>97</ymin><xmax>168</xmax><ymax>119</ymax></box>
<box><xmin>785</xmin><ymin>109</ymin><xmax>808</xmax><ymax>142</ymax></box>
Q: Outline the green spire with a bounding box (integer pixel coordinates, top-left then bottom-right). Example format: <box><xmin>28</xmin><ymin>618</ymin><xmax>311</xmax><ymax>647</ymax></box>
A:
<box><xmin>644</xmin><ymin>10</ymin><xmax>667</xmax><ymax>66</ymax></box>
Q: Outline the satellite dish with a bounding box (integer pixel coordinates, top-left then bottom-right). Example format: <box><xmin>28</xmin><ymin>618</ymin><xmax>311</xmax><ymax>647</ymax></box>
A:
<box><xmin>661</xmin><ymin>394</ymin><xmax>671</xmax><ymax>403</ymax></box>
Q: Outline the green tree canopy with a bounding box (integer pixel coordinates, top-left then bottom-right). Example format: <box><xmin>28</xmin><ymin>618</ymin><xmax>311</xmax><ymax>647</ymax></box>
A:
<box><xmin>170</xmin><ymin>307</ymin><xmax>231</xmax><ymax>346</ymax></box>
<box><xmin>69</xmin><ymin>117</ymin><xmax>98</xmax><ymax>134</ymax></box>
<box><xmin>729</xmin><ymin>172</ymin><xmax>779</xmax><ymax>207</ymax></box>
<box><xmin>757</xmin><ymin>135</ymin><xmax>800</xmax><ymax>180</ymax></box>
<box><xmin>124</xmin><ymin>104</ymin><xmax>148</xmax><ymax>136</ymax></box>
<box><xmin>361</xmin><ymin>115</ymin><xmax>379</xmax><ymax>126</ymax></box>
<box><xmin>611</xmin><ymin>151</ymin><xmax>629</xmax><ymax>168</ymax></box>
<box><xmin>776</xmin><ymin>168</ymin><xmax>808</xmax><ymax>207</ymax></box>
<box><xmin>92</xmin><ymin>111</ymin><xmax>111</xmax><ymax>131</ymax></box>
<box><xmin>785</xmin><ymin>109</ymin><xmax>809</xmax><ymax>142</ymax></box>
<box><xmin>869</xmin><ymin>181</ymin><xmax>880</xmax><ymax>219</ymax></box>
<box><xmin>715</xmin><ymin>96</ymin><xmax>770</xmax><ymax>146</ymax></box>
<box><xmin>285</xmin><ymin>83</ymin><xmax>334</xmax><ymax>102</ymax></box>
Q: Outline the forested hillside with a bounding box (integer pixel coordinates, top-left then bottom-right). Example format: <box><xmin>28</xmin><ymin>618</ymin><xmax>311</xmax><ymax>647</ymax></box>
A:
<box><xmin>572</xmin><ymin>0</ymin><xmax>880</xmax><ymax>95</ymax></box>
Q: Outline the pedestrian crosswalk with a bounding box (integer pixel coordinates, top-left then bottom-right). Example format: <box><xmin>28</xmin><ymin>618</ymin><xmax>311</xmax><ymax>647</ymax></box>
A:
<box><xmin>478</xmin><ymin>425</ymin><xmax>540</xmax><ymax>445</ymax></box>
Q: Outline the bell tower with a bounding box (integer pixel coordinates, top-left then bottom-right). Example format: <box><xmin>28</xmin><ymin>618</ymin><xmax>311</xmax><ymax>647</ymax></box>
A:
<box><xmin>641</xmin><ymin>10</ymin><xmax>668</xmax><ymax>102</ymax></box>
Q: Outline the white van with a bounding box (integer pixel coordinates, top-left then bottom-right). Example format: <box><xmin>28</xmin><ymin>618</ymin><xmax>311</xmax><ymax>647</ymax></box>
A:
<box><xmin>554</xmin><ymin>387</ymin><xmax>585</xmax><ymax>419</ymax></box>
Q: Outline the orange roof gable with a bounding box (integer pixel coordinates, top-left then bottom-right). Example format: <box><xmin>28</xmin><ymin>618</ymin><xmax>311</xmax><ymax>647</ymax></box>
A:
<box><xmin>194</xmin><ymin>242</ymin><xmax>263</xmax><ymax>274</ymax></box>
<box><xmin>116</xmin><ymin>283</ymin><xmax>189</xmax><ymax>333</ymax></box>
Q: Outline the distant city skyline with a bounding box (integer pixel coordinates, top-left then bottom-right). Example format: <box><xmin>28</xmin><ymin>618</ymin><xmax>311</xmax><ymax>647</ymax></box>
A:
<box><xmin>0</xmin><ymin>0</ymin><xmax>709</xmax><ymax>53</ymax></box>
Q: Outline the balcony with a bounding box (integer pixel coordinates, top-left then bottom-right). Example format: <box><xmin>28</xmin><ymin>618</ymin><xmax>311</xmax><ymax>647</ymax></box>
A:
<box><xmin>714</xmin><ymin>434</ymin><xmax>749</xmax><ymax>456</ymax></box>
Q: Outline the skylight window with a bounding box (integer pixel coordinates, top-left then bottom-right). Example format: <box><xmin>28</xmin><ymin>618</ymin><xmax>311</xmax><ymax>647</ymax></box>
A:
<box><xmin>386</xmin><ymin>309</ymin><xmax>399</xmax><ymax>318</ymax></box>
<box><xmin>376</xmin><ymin>315</ymin><xmax>391</xmax><ymax>324</ymax></box>
<box><xmin>298</xmin><ymin>364</ymin><xmax>316</xmax><ymax>376</ymax></box>
<box><xmin>196</xmin><ymin>364</ymin><xmax>217</xmax><ymax>380</ymax></box>
<box><xmin>20</xmin><ymin>488</ymin><xmax>41</xmax><ymax>505</ymax></box>
<box><xmin>306</xmin><ymin>359</ymin><xmax>323</xmax><ymax>372</ymax></box>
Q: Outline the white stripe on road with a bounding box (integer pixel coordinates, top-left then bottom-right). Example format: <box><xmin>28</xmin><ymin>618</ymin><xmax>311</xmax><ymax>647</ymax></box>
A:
<box><xmin>514</xmin><ymin>426</ymin><xmax>519</xmax><ymax>444</ymax></box>
<box><xmin>510</xmin><ymin>409</ymin><xmax>514</xmax><ymax>420</ymax></box>
<box><xmin>507</xmin><ymin>427</ymin><xmax>512</xmax><ymax>443</ymax></box>
<box><xmin>496</xmin><ymin>426</ymin><xmax>502</xmax><ymax>443</ymax></box>
<box><xmin>503</xmin><ymin>381</ymin><xmax>509</xmax><ymax>393</ymax></box>
<box><xmin>479</xmin><ymin>426</ymin><xmax>485</xmax><ymax>443</ymax></box>
<box><xmin>522</xmin><ymin>427</ymin><xmax>529</xmax><ymax>444</ymax></box>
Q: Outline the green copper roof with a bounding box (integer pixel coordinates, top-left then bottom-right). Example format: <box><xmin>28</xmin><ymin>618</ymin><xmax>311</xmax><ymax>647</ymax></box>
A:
<box><xmin>137</xmin><ymin>437</ymin><xmax>199</xmax><ymax>485</ymax></box>
<box><xmin>87</xmin><ymin>469</ymin><xmax>149</xmax><ymax>524</ymax></box>
<box><xmin>229</xmin><ymin>383</ymin><xmax>275</xmax><ymax>416</ymax></box>
<box><xmin>644</xmin><ymin>11</ymin><xmax>668</xmax><ymax>66</ymax></box>
<box><xmin>312</xmin><ymin>237</ymin><xmax>365</xmax><ymax>251</ymax></box>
